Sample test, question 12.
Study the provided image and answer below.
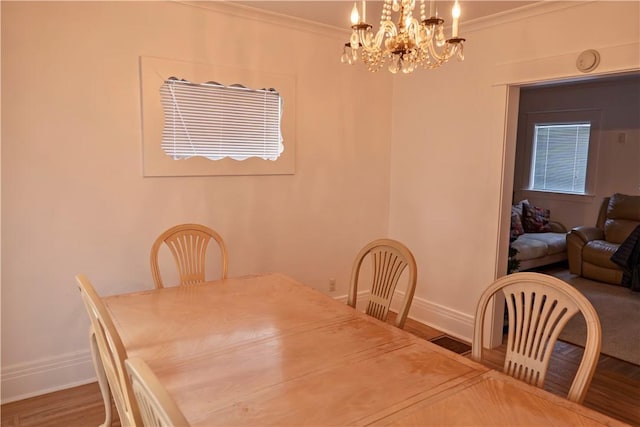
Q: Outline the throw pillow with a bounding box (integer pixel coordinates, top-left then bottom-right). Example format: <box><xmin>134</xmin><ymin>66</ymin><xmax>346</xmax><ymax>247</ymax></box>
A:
<box><xmin>511</xmin><ymin>199</ymin><xmax>529</xmax><ymax>218</ymax></box>
<box><xmin>510</xmin><ymin>212</ymin><xmax>525</xmax><ymax>239</ymax></box>
<box><xmin>522</xmin><ymin>204</ymin><xmax>552</xmax><ymax>233</ymax></box>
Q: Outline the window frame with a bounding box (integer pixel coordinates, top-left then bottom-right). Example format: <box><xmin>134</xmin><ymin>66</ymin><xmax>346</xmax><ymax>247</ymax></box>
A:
<box><xmin>521</xmin><ymin>109</ymin><xmax>601</xmax><ymax>198</ymax></box>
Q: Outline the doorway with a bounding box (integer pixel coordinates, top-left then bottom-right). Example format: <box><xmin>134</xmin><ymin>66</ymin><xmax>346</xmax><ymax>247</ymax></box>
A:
<box><xmin>493</xmin><ymin>71</ymin><xmax>640</xmax><ymax>346</ymax></box>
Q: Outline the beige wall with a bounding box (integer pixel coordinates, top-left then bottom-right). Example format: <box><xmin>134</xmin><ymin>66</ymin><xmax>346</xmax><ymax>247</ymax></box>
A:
<box><xmin>2</xmin><ymin>0</ymin><xmax>639</xmax><ymax>402</ymax></box>
<box><xmin>1</xmin><ymin>1</ymin><xmax>392</xmax><ymax>401</ymax></box>
<box><xmin>389</xmin><ymin>1</ymin><xmax>639</xmax><ymax>338</ymax></box>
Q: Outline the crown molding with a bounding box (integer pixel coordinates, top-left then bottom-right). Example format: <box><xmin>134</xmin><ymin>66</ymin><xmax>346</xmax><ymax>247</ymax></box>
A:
<box><xmin>461</xmin><ymin>1</ymin><xmax>594</xmax><ymax>34</ymax></box>
<box><xmin>176</xmin><ymin>1</ymin><xmax>596</xmax><ymax>40</ymax></box>
<box><xmin>175</xmin><ymin>1</ymin><xmax>349</xmax><ymax>38</ymax></box>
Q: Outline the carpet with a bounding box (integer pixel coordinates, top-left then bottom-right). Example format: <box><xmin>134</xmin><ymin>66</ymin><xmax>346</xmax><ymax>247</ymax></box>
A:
<box><xmin>551</xmin><ymin>270</ymin><xmax>640</xmax><ymax>365</ymax></box>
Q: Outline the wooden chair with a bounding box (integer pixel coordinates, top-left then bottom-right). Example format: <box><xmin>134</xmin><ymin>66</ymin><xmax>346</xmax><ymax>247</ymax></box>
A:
<box><xmin>75</xmin><ymin>274</ymin><xmax>142</xmax><ymax>427</ymax></box>
<box><xmin>150</xmin><ymin>223</ymin><xmax>228</xmax><ymax>288</ymax></box>
<box><xmin>472</xmin><ymin>272</ymin><xmax>601</xmax><ymax>403</ymax></box>
<box><xmin>125</xmin><ymin>357</ymin><xmax>190</xmax><ymax>427</ymax></box>
<box><xmin>348</xmin><ymin>238</ymin><xmax>417</xmax><ymax>329</ymax></box>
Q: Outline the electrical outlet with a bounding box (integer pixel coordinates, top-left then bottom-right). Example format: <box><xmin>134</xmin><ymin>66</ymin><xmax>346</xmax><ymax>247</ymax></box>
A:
<box><xmin>328</xmin><ymin>279</ymin><xmax>336</xmax><ymax>292</ymax></box>
<box><xmin>617</xmin><ymin>132</ymin><xmax>626</xmax><ymax>144</ymax></box>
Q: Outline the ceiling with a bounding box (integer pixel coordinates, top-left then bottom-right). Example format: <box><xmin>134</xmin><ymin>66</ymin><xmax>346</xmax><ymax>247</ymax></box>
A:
<box><xmin>234</xmin><ymin>1</ymin><xmax>538</xmax><ymax>29</ymax></box>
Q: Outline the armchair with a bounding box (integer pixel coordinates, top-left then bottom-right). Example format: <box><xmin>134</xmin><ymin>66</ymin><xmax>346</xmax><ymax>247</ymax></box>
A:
<box><xmin>567</xmin><ymin>193</ymin><xmax>640</xmax><ymax>285</ymax></box>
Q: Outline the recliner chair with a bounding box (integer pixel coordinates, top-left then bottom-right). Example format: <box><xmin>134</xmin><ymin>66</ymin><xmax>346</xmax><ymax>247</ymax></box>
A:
<box><xmin>567</xmin><ymin>193</ymin><xmax>640</xmax><ymax>285</ymax></box>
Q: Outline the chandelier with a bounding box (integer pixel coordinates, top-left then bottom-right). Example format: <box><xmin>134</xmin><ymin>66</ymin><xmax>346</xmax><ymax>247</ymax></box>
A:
<box><xmin>340</xmin><ymin>0</ymin><xmax>466</xmax><ymax>74</ymax></box>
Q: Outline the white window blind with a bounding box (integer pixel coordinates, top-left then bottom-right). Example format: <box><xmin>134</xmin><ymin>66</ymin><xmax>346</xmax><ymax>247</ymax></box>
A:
<box><xmin>160</xmin><ymin>78</ymin><xmax>283</xmax><ymax>161</ymax></box>
<box><xmin>531</xmin><ymin>123</ymin><xmax>591</xmax><ymax>194</ymax></box>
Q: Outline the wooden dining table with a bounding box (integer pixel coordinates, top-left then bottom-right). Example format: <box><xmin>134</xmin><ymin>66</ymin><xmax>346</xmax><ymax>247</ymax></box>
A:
<box><xmin>102</xmin><ymin>272</ymin><xmax>627</xmax><ymax>426</ymax></box>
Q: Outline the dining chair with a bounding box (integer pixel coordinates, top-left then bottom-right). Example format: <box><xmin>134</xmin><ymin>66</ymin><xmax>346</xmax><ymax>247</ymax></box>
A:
<box><xmin>150</xmin><ymin>223</ymin><xmax>228</xmax><ymax>288</ymax></box>
<box><xmin>348</xmin><ymin>238</ymin><xmax>417</xmax><ymax>329</ymax></box>
<box><xmin>75</xmin><ymin>274</ymin><xmax>142</xmax><ymax>427</ymax></box>
<box><xmin>125</xmin><ymin>357</ymin><xmax>190</xmax><ymax>427</ymax></box>
<box><xmin>472</xmin><ymin>271</ymin><xmax>601</xmax><ymax>404</ymax></box>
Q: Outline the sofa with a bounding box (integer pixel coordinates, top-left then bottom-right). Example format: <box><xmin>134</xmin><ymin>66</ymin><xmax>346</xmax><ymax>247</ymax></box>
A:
<box><xmin>567</xmin><ymin>193</ymin><xmax>640</xmax><ymax>285</ymax></box>
<box><xmin>510</xmin><ymin>200</ymin><xmax>568</xmax><ymax>271</ymax></box>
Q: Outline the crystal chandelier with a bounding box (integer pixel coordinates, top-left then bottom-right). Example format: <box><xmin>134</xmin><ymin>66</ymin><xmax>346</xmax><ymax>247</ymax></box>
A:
<box><xmin>340</xmin><ymin>0</ymin><xmax>466</xmax><ymax>74</ymax></box>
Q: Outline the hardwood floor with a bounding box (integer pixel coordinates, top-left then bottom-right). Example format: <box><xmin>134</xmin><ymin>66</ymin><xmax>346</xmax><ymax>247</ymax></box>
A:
<box><xmin>1</xmin><ymin>382</ymin><xmax>121</xmax><ymax>427</ymax></box>
<box><xmin>2</xmin><ymin>316</ymin><xmax>639</xmax><ymax>427</ymax></box>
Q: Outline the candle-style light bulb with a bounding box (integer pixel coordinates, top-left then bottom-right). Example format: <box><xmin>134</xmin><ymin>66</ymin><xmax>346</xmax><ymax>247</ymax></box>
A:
<box><xmin>451</xmin><ymin>0</ymin><xmax>461</xmax><ymax>37</ymax></box>
<box><xmin>351</xmin><ymin>2</ymin><xmax>360</xmax><ymax>25</ymax></box>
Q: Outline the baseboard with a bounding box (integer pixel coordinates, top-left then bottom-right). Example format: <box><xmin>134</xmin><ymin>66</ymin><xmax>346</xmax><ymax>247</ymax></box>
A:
<box><xmin>335</xmin><ymin>290</ymin><xmax>475</xmax><ymax>342</ymax></box>
<box><xmin>399</xmin><ymin>293</ymin><xmax>475</xmax><ymax>342</ymax></box>
<box><xmin>1</xmin><ymin>349</ymin><xmax>96</xmax><ymax>404</ymax></box>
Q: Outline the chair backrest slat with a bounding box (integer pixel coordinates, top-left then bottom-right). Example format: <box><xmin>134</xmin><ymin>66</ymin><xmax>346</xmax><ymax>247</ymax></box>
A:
<box><xmin>150</xmin><ymin>223</ymin><xmax>228</xmax><ymax>288</ymax></box>
<box><xmin>348</xmin><ymin>238</ymin><xmax>417</xmax><ymax>329</ymax></box>
<box><xmin>126</xmin><ymin>357</ymin><xmax>190</xmax><ymax>427</ymax></box>
<box><xmin>75</xmin><ymin>274</ymin><xmax>142</xmax><ymax>426</ymax></box>
<box><xmin>472</xmin><ymin>272</ymin><xmax>601</xmax><ymax>403</ymax></box>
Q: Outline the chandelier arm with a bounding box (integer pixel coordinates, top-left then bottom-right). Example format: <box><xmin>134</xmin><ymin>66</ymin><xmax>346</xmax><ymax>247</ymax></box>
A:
<box><xmin>360</xmin><ymin>20</ymin><xmax>397</xmax><ymax>52</ymax></box>
<box><xmin>425</xmin><ymin>39</ymin><xmax>462</xmax><ymax>63</ymax></box>
<box><xmin>405</xmin><ymin>17</ymin><xmax>421</xmax><ymax>42</ymax></box>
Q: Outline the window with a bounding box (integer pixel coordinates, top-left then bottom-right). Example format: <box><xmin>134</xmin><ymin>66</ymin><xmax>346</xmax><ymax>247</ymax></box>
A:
<box><xmin>521</xmin><ymin>110</ymin><xmax>600</xmax><ymax>197</ymax></box>
<box><xmin>160</xmin><ymin>78</ymin><xmax>283</xmax><ymax>161</ymax></box>
<box><xmin>531</xmin><ymin>123</ymin><xmax>590</xmax><ymax>194</ymax></box>
<box><xmin>140</xmin><ymin>56</ymin><xmax>295</xmax><ymax>177</ymax></box>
